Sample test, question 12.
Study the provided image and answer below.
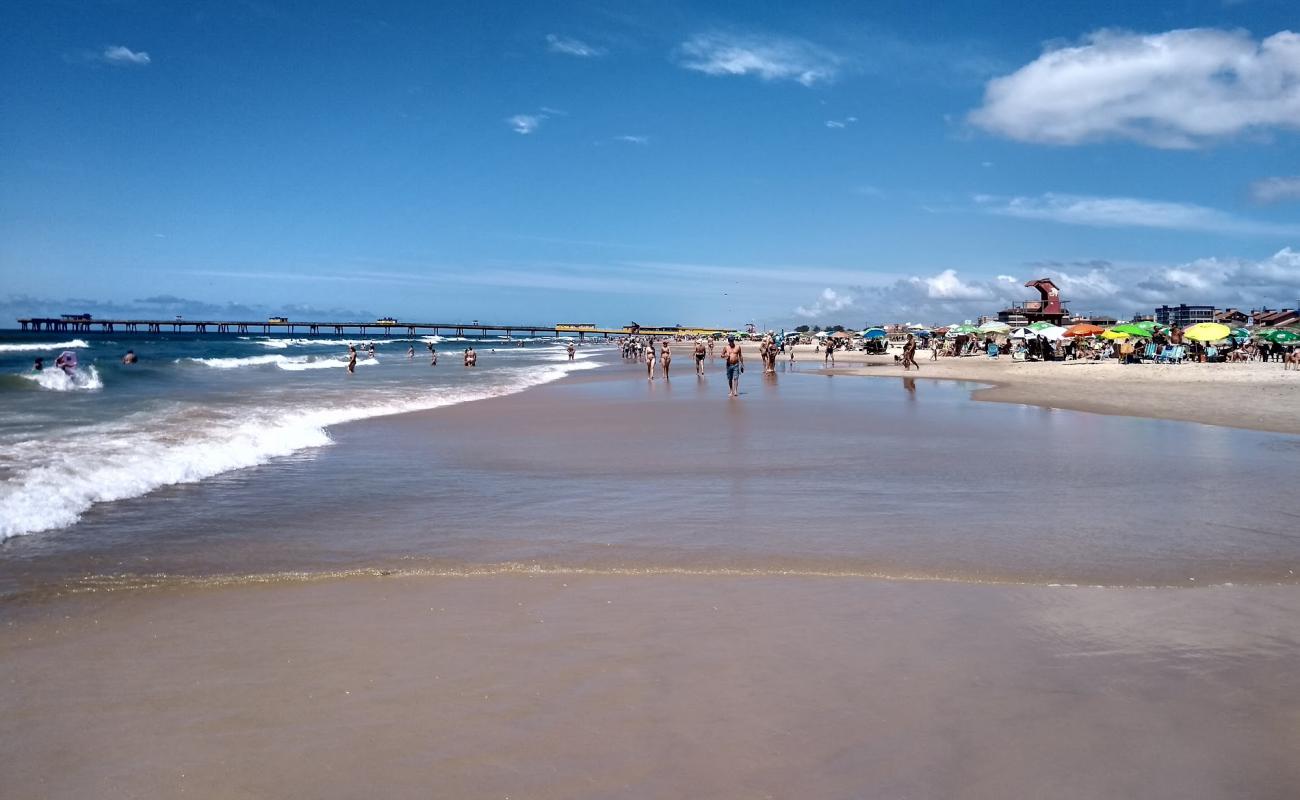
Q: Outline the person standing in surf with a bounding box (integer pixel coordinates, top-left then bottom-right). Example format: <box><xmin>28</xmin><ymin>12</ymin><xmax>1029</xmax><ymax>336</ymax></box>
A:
<box><xmin>721</xmin><ymin>335</ymin><xmax>744</xmax><ymax>397</ymax></box>
<box><xmin>346</xmin><ymin>345</ymin><xmax>357</xmax><ymax>374</ymax></box>
<box><xmin>567</xmin><ymin>342</ymin><xmax>576</xmax><ymax>361</ymax></box>
<box><xmin>660</xmin><ymin>340</ymin><xmax>672</xmax><ymax>379</ymax></box>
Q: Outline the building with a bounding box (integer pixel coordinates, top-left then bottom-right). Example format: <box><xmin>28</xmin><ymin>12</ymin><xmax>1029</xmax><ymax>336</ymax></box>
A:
<box><xmin>1154</xmin><ymin>304</ymin><xmax>1215</xmax><ymax>328</ymax></box>
<box><xmin>1252</xmin><ymin>308</ymin><xmax>1299</xmax><ymax>328</ymax></box>
<box><xmin>1214</xmin><ymin>309</ymin><xmax>1249</xmax><ymax>326</ymax></box>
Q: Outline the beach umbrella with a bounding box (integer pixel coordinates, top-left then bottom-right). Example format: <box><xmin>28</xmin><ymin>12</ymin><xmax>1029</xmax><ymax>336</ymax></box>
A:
<box><xmin>831</xmin><ymin>330</ymin><xmax>852</xmax><ymax>339</ymax></box>
<box><xmin>1183</xmin><ymin>322</ymin><xmax>1232</xmax><ymax>342</ymax></box>
<box><xmin>814</xmin><ymin>331</ymin><xmax>829</xmax><ymax>338</ymax></box>
<box><xmin>1111</xmin><ymin>323</ymin><xmax>1152</xmax><ymax>338</ymax></box>
<box><xmin>950</xmin><ymin>324</ymin><xmax>979</xmax><ymax>335</ymax></box>
<box><xmin>1231</xmin><ymin>327</ymin><xmax>1252</xmax><ymax>342</ymax></box>
<box><xmin>1010</xmin><ymin>327</ymin><xmax>1034</xmax><ymax>339</ymax></box>
<box><xmin>1037</xmin><ymin>326</ymin><xmax>1068</xmax><ymax>341</ymax></box>
<box><xmin>863</xmin><ymin>328</ymin><xmax>887</xmax><ymax>339</ymax></box>
<box><xmin>1101</xmin><ymin>329</ymin><xmax>1131</xmax><ymax>340</ymax></box>
<box><xmin>978</xmin><ymin>321</ymin><xmax>1010</xmax><ymax>333</ymax></box>
<box><xmin>1063</xmin><ymin>323</ymin><xmax>1105</xmax><ymax>338</ymax></box>
<box><xmin>1259</xmin><ymin>328</ymin><xmax>1300</xmax><ymax>344</ymax></box>
<box><xmin>1132</xmin><ymin>320</ymin><xmax>1167</xmax><ymax>334</ymax></box>
<box><xmin>1027</xmin><ymin>321</ymin><xmax>1054</xmax><ymax>332</ymax></box>
<box><xmin>932</xmin><ymin>327</ymin><xmax>950</xmax><ymax>336</ymax></box>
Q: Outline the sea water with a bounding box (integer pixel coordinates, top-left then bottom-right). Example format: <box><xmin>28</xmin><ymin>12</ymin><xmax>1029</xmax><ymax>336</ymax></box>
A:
<box><xmin>0</xmin><ymin>333</ymin><xmax>599</xmax><ymax>543</ymax></box>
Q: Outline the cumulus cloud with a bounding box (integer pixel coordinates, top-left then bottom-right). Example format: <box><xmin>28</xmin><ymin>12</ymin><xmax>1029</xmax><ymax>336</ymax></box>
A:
<box><xmin>546</xmin><ymin>34</ymin><xmax>606</xmax><ymax>57</ymax></box>
<box><xmin>101</xmin><ymin>45</ymin><xmax>151</xmax><ymax>65</ymax></box>
<box><xmin>676</xmin><ymin>32</ymin><xmax>842</xmax><ymax>86</ymax></box>
<box><xmin>977</xmin><ymin>192</ymin><xmax>1300</xmax><ymax>237</ymax></box>
<box><xmin>790</xmin><ymin>249</ymin><xmax>1300</xmax><ymax>324</ymax></box>
<box><xmin>794</xmin><ymin>288</ymin><xmax>856</xmax><ymax>318</ymax></box>
<box><xmin>1251</xmin><ymin>176</ymin><xmax>1300</xmax><ymax>204</ymax></box>
<box><xmin>970</xmin><ymin>28</ymin><xmax>1300</xmax><ymax>148</ymax></box>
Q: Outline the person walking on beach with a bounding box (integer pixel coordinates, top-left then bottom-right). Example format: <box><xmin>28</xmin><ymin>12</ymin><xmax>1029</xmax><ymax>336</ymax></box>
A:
<box><xmin>824</xmin><ymin>339</ymin><xmax>835</xmax><ymax>366</ymax></box>
<box><xmin>902</xmin><ymin>334</ymin><xmax>919</xmax><ymax>371</ymax></box>
<box><xmin>660</xmin><ymin>340</ymin><xmax>672</xmax><ymax>379</ymax></box>
<box><xmin>645</xmin><ymin>340</ymin><xmax>656</xmax><ymax>379</ymax></box>
<box><xmin>694</xmin><ymin>339</ymin><xmax>707</xmax><ymax>375</ymax></box>
<box><xmin>721</xmin><ymin>335</ymin><xmax>744</xmax><ymax>397</ymax></box>
<box><xmin>346</xmin><ymin>345</ymin><xmax>357</xmax><ymax>374</ymax></box>
<box><xmin>708</xmin><ymin>338</ymin><xmax>715</xmax><ymax>358</ymax></box>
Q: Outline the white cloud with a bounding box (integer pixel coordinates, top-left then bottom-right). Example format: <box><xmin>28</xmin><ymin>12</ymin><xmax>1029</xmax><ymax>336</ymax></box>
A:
<box><xmin>977</xmin><ymin>192</ymin><xmax>1300</xmax><ymax>237</ymax></box>
<box><xmin>809</xmin><ymin>248</ymin><xmax>1300</xmax><ymax>324</ymax></box>
<box><xmin>546</xmin><ymin>34</ymin><xmax>606</xmax><ymax>58</ymax></box>
<box><xmin>101</xmin><ymin>45</ymin><xmax>150</xmax><ymax>65</ymax></box>
<box><xmin>825</xmin><ymin>120</ymin><xmax>845</xmax><ymax>128</ymax></box>
<box><xmin>970</xmin><ymin>28</ymin><xmax>1300</xmax><ymax>148</ymax></box>
<box><xmin>615</xmin><ymin>135</ymin><xmax>648</xmax><ymax>144</ymax></box>
<box><xmin>1251</xmin><ymin>176</ymin><xmax>1300</xmax><ymax>204</ymax></box>
<box><xmin>794</xmin><ymin>288</ymin><xmax>856</xmax><ymax>318</ymax></box>
<box><xmin>676</xmin><ymin>32</ymin><xmax>842</xmax><ymax>87</ymax></box>
<box><xmin>507</xmin><ymin>114</ymin><xmax>542</xmax><ymax>134</ymax></box>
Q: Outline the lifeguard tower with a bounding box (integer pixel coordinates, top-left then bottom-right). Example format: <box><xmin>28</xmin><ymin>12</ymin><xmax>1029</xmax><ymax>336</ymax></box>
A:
<box><xmin>997</xmin><ymin>278</ymin><xmax>1068</xmax><ymax>326</ymax></box>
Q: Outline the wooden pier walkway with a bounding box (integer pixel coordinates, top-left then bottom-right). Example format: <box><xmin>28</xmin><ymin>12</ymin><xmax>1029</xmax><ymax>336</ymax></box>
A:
<box><xmin>15</xmin><ymin>318</ymin><xmax>731</xmax><ymax>339</ymax></box>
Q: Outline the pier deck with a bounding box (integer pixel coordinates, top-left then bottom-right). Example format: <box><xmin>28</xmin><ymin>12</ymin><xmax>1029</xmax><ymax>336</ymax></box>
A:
<box><xmin>15</xmin><ymin>318</ymin><xmax>731</xmax><ymax>338</ymax></box>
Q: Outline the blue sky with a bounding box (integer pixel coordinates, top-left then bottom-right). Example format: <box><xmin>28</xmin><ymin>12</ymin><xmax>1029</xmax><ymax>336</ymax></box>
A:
<box><xmin>2</xmin><ymin>0</ymin><xmax>1299</xmax><ymax>328</ymax></box>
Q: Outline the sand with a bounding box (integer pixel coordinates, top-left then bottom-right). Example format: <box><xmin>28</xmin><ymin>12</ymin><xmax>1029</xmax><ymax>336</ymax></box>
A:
<box><xmin>702</xmin><ymin>342</ymin><xmax>1300</xmax><ymax>435</ymax></box>
<box><xmin>4</xmin><ymin>576</ymin><xmax>1299</xmax><ymax>799</ymax></box>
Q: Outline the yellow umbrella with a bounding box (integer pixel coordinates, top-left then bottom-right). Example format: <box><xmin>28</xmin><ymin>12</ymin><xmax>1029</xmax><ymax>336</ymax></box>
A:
<box><xmin>1182</xmin><ymin>322</ymin><xmax>1232</xmax><ymax>342</ymax></box>
<box><xmin>1101</xmin><ymin>329</ymin><xmax>1131</xmax><ymax>340</ymax></box>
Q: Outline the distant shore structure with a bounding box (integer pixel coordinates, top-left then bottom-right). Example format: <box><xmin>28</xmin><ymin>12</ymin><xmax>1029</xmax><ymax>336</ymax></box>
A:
<box><xmin>996</xmin><ymin>278</ymin><xmax>1068</xmax><ymax>327</ymax></box>
<box><xmin>15</xmin><ymin>316</ymin><xmax>733</xmax><ymax>339</ymax></box>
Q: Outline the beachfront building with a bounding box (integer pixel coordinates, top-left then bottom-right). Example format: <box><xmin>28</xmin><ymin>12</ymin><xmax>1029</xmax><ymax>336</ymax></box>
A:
<box><xmin>1215</xmin><ymin>309</ymin><xmax>1249</xmax><ymax>327</ymax></box>
<box><xmin>1155</xmin><ymin>304</ymin><xmax>1216</xmax><ymax>328</ymax></box>
<box><xmin>1252</xmin><ymin>308</ymin><xmax>1299</xmax><ymax>329</ymax></box>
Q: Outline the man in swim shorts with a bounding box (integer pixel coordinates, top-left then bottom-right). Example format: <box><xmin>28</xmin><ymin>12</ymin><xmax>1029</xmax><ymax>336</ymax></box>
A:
<box><xmin>694</xmin><ymin>339</ymin><xmax>707</xmax><ymax>375</ymax></box>
<box><xmin>721</xmin><ymin>336</ymin><xmax>744</xmax><ymax>397</ymax></box>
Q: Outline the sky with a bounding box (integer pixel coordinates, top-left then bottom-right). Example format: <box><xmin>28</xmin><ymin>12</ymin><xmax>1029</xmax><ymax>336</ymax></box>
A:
<box><xmin>2</xmin><ymin>0</ymin><xmax>1299</xmax><ymax>328</ymax></box>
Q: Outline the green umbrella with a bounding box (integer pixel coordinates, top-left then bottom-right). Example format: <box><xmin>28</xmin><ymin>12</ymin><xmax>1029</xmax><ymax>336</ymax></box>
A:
<box><xmin>1111</xmin><ymin>323</ymin><xmax>1153</xmax><ymax>338</ymax></box>
<box><xmin>1259</xmin><ymin>328</ymin><xmax>1300</xmax><ymax>344</ymax></box>
<box><xmin>1132</xmin><ymin>320</ymin><xmax>1167</xmax><ymax>334</ymax></box>
<box><xmin>950</xmin><ymin>324</ymin><xmax>980</xmax><ymax>335</ymax></box>
<box><xmin>1230</xmin><ymin>327</ymin><xmax>1252</xmax><ymax>341</ymax></box>
<box><xmin>1027</xmin><ymin>321</ymin><xmax>1054</xmax><ymax>331</ymax></box>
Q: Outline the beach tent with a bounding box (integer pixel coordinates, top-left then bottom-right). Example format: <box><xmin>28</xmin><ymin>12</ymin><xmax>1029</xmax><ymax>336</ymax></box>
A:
<box><xmin>1183</xmin><ymin>322</ymin><xmax>1232</xmax><ymax>342</ymax></box>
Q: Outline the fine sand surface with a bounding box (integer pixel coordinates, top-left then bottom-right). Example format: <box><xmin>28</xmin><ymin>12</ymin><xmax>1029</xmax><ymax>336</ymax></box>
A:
<box><xmin>4</xmin><ymin>576</ymin><xmax>1300</xmax><ymax>799</ymax></box>
<box><xmin>702</xmin><ymin>342</ymin><xmax>1300</xmax><ymax>435</ymax></box>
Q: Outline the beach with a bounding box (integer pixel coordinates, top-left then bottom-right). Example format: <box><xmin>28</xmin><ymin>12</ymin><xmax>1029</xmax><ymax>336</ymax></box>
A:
<box><xmin>3</xmin><ymin>350</ymin><xmax>1299</xmax><ymax>798</ymax></box>
<box><xmin>732</xmin><ymin>342</ymin><xmax>1300</xmax><ymax>435</ymax></box>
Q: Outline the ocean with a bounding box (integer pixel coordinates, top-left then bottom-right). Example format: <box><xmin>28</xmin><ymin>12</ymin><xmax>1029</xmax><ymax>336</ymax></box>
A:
<box><xmin>0</xmin><ymin>332</ymin><xmax>599</xmax><ymax>546</ymax></box>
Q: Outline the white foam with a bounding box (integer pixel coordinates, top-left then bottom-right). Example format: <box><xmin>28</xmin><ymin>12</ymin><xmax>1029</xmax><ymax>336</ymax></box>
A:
<box><xmin>183</xmin><ymin>354</ymin><xmax>376</xmax><ymax>370</ymax></box>
<box><xmin>254</xmin><ymin>337</ymin><xmax>417</xmax><ymax>349</ymax></box>
<box><xmin>19</xmin><ymin>366</ymin><xmax>103</xmax><ymax>392</ymax></box>
<box><xmin>0</xmin><ymin>339</ymin><xmax>91</xmax><ymax>353</ymax></box>
<box><xmin>0</xmin><ymin>359</ymin><xmax>600</xmax><ymax>540</ymax></box>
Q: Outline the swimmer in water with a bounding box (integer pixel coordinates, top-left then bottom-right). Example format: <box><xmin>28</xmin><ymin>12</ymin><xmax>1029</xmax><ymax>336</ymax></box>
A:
<box><xmin>407</xmin><ymin>345</ymin><xmax>415</xmax><ymax>359</ymax></box>
<box><xmin>122</xmin><ymin>350</ymin><xmax>138</xmax><ymax>364</ymax></box>
<box><xmin>33</xmin><ymin>357</ymin><xmax>44</xmax><ymax>372</ymax></box>
<box><xmin>347</xmin><ymin>345</ymin><xmax>357</xmax><ymax>374</ymax></box>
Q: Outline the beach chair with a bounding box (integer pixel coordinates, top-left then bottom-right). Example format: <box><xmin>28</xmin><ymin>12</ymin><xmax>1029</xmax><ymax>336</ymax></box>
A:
<box><xmin>1142</xmin><ymin>343</ymin><xmax>1157</xmax><ymax>362</ymax></box>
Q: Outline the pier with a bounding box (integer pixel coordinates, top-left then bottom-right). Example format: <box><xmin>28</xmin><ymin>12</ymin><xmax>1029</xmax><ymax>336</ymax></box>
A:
<box><xmin>14</xmin><ymin>318</ymin><xmax>732</xmax><ymax>339</ymax></box>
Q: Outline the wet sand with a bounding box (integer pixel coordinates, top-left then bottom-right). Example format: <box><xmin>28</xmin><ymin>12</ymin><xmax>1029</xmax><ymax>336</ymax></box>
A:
<box><xmin>723</xmin><ymin>342</ymin><xmax>1300</xmax><ymax>435</ymax></box>
<box><xmin>4</xmin><ymin>576</ymin><xmax>1299</xmax><ymax>799</ymax></box>
<box><xmin>3</xmin><ymin>357</ymin><xmax>1299</xmax><ymax>798</ymax></box>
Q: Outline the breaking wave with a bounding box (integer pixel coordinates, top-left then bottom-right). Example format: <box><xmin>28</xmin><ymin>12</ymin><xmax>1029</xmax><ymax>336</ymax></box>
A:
<box><xmin>0</xmin><ymin>339</ymin><xmax>90</xmax><ymax>353</ymax></box>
